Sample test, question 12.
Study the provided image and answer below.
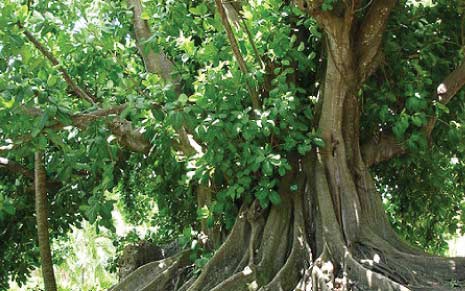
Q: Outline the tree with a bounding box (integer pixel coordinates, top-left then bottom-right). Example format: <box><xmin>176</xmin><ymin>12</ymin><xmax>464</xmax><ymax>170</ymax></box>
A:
<box><xmin>0</xmin><ymin>0</ymin><xmax>465</xmax><ymax>290</ymax></box>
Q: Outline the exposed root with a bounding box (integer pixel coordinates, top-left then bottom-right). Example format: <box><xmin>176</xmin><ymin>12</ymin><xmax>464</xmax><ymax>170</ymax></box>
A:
<box><xmin>260</xmin><ymin>187</ymin><xmax>312</xmax><ymax>291</ymax></box>
<box><xmin>313</xmin><ymin>160</ymin><xmax>416</xmax><ymax>291</ymax></box>
<box><xmin>210</xmin><ymin>267</ymin><xmax>257</xmax><ymax>291</ymax></box>
<box><xmin>187</xmin><ymin>205</ymin><xmax>251</xmax><ymax>290</ymax></box>
<box><xmin>255</xmin><ymin>193</ymin><xmax>293</xmax><ymax>284</ymax></box>
<box><xmin>355</xmin><ymin>228</ymin><xmax>465</xmax><ymax>290</ymax></box>
<box><xmin>310</xmin><ymin>258</ymin><xmax>334</xmax><ymax>291</ymax></box>
<box><xmin>111</xmin><ymin>155</ymin><xmax>465</xmax><ymax>291</ymax></box>
<box><xmin>110</xmin><ymin>250</ymin><xmax>190</xmax><ymax>291</ymax></box>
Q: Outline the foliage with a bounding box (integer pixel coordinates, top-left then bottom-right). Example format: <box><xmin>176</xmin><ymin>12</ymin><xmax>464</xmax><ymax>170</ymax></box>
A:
<box><xmin>361</xmin><ymin>0</ymin><xmax>465</xmax><ymax>253</ymax></box>
<box><xmin>9</xmin><ymin>221</ymin><xmax>116</xmax><ymax>291</ymax></box>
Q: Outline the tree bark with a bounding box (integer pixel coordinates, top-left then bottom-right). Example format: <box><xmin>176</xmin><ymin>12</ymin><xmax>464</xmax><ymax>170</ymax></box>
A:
<box><xmin>34</xmin><ymin>152</ymin><xmax>58</xmax><ymax>291</ymax></box>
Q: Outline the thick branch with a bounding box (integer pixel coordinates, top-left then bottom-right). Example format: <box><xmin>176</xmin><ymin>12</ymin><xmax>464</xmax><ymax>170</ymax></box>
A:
<box><xmin>128</xmin><ymin>0</ymin><xmax>180</xmax><ymax>88</ymax></box>
<box><xmin>356</xmin><ymin>0</ymin><xmax>397</xmax><ymax>82</ymax></box>
<box><xmin>17</xmin><ymin>23</ymin><xmax>162</xmax><ymax>155</ymax></box>
<box><xmin>0</xmin><ymin>156</ymin><xmax>34</xmax><ymax>179</ymax></box>
<box><xmin>361</xmin><ymin>133</ymin><xmax>404</xmax><ymax>167</ymax></box>
<box><xmin>294</xmin><ymin>0</ymin><xmax>343</xmax><ymax>31</ymax></box>
<box><xmin>8</xmin><ymin>104</ymin><xmax>129</xmax><ymax>148</ymax></box>
<box><xmin>65</xmin><ymin>104</ymin><xmax>129</xmax><ymax>129</ymax></box>
<box><xmin>16</xmin><ymin>1</ymin><xmax>201</xmax><ymax>157</ymax></box>
<box><xmin>107</xmin><ymin>119</ymin><xmax>150</xmax><ymax>153</ymax></box>
<box><xmin>19</xmin><ymin>25</ymin><xmax>96</xmax><ymax>104</ymax></box>
<box><xmin>215</xmin><ymin>0</ymin><xmax>260</xmax><ymax>110</ymax></box>
<box><xmin>424</xmin><ymin>59</ymin><xmax>465</xmax><ymax>137</ymax></box>
<box><xmin>15</xmin><ymin>103</ymin><xmax>200</xmax><ymax>155</ymax></box>
<box><xmin>362</xmin><ymin>59</ymin><xmax>465</xmax><ymax>167</ymax></box>
<box><xmin>75</xmin><ymin>106</ymin><xmax>200</xmax><ymax>155</ymax></box>
<box><xmin>128</xmin><ymin>0</ymin><xmax>201</xmax><ymax>156</ymax></box>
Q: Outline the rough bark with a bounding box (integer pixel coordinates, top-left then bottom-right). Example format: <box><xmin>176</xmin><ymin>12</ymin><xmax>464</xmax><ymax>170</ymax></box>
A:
<box><xmin>34</xmin><ymin>152</ymin><xmax>58</xmax><ymax>291</ymax></box>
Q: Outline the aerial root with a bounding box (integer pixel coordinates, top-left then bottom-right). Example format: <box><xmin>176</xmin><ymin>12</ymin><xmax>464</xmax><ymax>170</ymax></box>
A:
<box><xmin>260</xmin><ymin>192</ymin><xmax>312</xmax><ymax>291</ymax></box>
<box><xmin>184</xmin><ymin>190</ymin><xmax>312</xmax><ymax>291</ymax></box>
<box><xmin>185</xmin><ymin>204</ymin><xmax>252</xmax><ymax>291</ymax></box>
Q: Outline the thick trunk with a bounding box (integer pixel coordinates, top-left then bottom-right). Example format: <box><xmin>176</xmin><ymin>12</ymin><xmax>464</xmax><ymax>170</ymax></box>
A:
<box><xmin>34</xmin><ymin>152</ymin><xmax>58</xmax><ymax>291</ymax></box>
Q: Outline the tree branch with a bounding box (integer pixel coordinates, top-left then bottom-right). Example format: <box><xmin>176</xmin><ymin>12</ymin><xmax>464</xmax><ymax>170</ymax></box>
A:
<box><xmin>215</xmin><ymin>0</ymin><xmax>260</xmax><ymax>110</ymax></box>
<box><xmin>362</xmin><ymin>59</ymin><xmax>465</xmax><ymax>167</ymax></box>
<box><xmin>0</xmin><ymin>156</ymin><xmax>34</xmax><ymax>179</ymax></box>
<box><xmin>355</xmin><ymin>0</ymin><xmax>397</xmax><ymax>82</ymax></box>
<box><xmin>17</xmin><ymin>104</ymin><xmax>128</xmax><ymax>133</ymax></box>
<box><xmin>424</xmin><ymin>59</ymin><xmax>465</xmax><ymax>137</ymax></box>
<box><xmin>127</xmin><ymin>0</ymin><xmax>202</xmax><ymax>156</ymax></box>
<box><xmin>128</xmin><ymin>0</ymin><xmax>180</xmax><ymax>89</ymax></box>
<box><xmin>14</xmin><ymin>1</ymin><xmax>203</xmax><ymax>157</ymax></box>
<box><xmin>13</xmin><ymin>24</ymin><xmax>162</xmax><ymax>160</ymax></box>
<box><xmin>361</xmin><ymin>133</ymin><xmax>404</xmax><ymax>167</ymax></box>
<box><xmin>106</xmin><ymin>119</ymin><xmax>151</xmax><ymax>153</ymax></box>
<box><xmin>294</xmin><ymin>0</ymin><xmax>343</xmax><ymax>30</ymax></box>
<box><xmin>11</xmin><ymin>102</ymin><xmax>201</xmax><ymax>155</ymax></box>
<box><xmin>68</xmin><ymin>104</ymin><xmax>130</xmax><ymax>129</ymax></box>
<box><xmin>19</xmin><ymin>24</ymin><xmax>96</xmax><ymax>104</ymax></box>
<box><xmin>68</xmin><ymin>106</ymin><xmax>155</xmax><ymax>153</ymax></box>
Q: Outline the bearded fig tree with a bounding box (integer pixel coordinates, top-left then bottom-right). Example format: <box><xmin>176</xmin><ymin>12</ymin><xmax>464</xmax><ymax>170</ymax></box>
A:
<box><xmin>0</xmin><ymin>0</ymin><xmax>465</xmax><ymax>290</ymax></box>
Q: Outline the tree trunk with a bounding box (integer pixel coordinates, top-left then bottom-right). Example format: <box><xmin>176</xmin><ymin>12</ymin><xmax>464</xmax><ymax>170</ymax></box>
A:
<box><xmin>35</xmin><ymin>152</ymin><xmax>58</xmax><ymax>291</ymax></box>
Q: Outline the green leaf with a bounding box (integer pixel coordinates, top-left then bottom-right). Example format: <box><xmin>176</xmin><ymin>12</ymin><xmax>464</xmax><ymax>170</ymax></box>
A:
<box><xmin>141</xmin><ymin>11</ymin><xmax>150</xmax><ymax>20</ymax></box>
<box><xmin>393</xmin><ymin>115</ymin><xmax>409</xmax><ymax>139</ymax></box>
<box><xmin>47</xmin><ymin>75</ymin><xmax>58</xmax><ymax>87</ymax></box>
<box><xmin>189</xmin><ymin>4</ymin><xmax>208</xmax><ymax>15</ymax></box>
<box><xmin>197</xmin><ymin>205</ymin><xmax>210</xmax><ymax>220</ymax></box>
<box><xmin>0</xmin><ymin>97</ymin><xmax>14</xmax><ymax>109</ymax></box>
<box><xmin>178</xmin><ymin>93</ymin><xmax>188</xmax><ymax>105</ymax></box>
<box><xmin>269</xmin><ymin>191</ymin><xmax>281</xmax><ymax>205</ymax></box>
<box><xmin>262</xmin><ymin>160</ymin><xmax>273</xmax><ymax>176</ymax></box>
<box><xmin>46</xmin><ymin>130</ymin><xmax>66</xmax><ymax>150</ymax></box>
<box><xmin>256</xmin><ymin>190</ymin><xmax>269</xmax><ymax>208</ymax></box>
<box><xmin>435</xmin><ymin>102</ymin><xmax>449</xmax><ymax>114</ymax></box>
<box><xmin>411</xmin><ymin>114</ymin><xmax>425</xmax><ymax>127</ymax></box>
<box><xmin>32</xmin><ymin>113</ymin><xmax>49</xmax><ymax>137</ymax></box>
<box><xmin>312</xmin><ymin>137</ymin><xmax>325</xmax><ymax>148</ymax></box>
<box><xmin>3</xmin><ymin>203</ymin><xmax>16</xmax><ymax>215</ymax></box>
<box><xmin>297</xmin><ymin>144</ymin><xmax>311</xmax><ymax>155</ymax></box>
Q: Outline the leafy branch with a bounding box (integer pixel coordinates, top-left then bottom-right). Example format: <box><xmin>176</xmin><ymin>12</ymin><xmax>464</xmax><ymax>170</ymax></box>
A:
<box><xmin>215</xmin><ymin>0</ymin><xmax>261</xmax><ymax>110</ymax></box>
<box><xmin>18</xmin><ymin>23</ymin><xmax>97</xmax><ymax>104</ymax></box>
<box><xmin>362</xmin><ymin>59</ymin><xmax>465</xmax><ymax>166</ymax></box>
